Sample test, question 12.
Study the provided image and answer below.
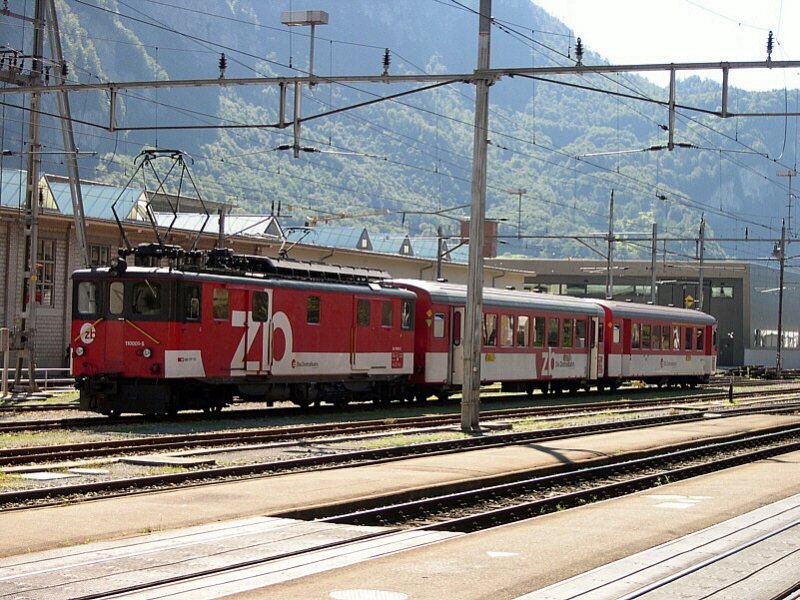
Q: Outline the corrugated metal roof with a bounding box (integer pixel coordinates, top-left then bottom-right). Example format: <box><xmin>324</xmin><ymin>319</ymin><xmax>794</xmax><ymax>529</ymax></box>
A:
<box><xmin>0</xmin><ymin>168</ymin><xmax>27</xmax><ymax>208</ymax></box>
<box><xmin>153</xmin><ymin>213</ymin><xmax>283</xmax><ymax>239</ymax></box>
<box><xmin>47</xmin><ymin>179</ymin><xmax>143</xmax><ymax>220</ymax></box>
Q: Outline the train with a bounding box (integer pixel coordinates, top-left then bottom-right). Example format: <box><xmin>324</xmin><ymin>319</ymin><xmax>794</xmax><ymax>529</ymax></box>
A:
<box><xmin>70</xmin><ymin>244</ymin><xmax>717</xmax><ymax>416</ymax></box>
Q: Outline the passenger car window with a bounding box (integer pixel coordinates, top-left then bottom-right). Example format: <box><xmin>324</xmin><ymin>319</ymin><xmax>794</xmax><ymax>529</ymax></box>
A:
<box><xmin>433</xmin><ymin>313</ymin><xmax>445</xmax><ymax>338</ymax></box>
<box><xmin>517</xmin><ymin>315</ymin><xmax>530</xmax><ymax>347</ymax></box>
<box><xmin>484</xmin><ymin>314</ymin><xmax>497</xmax><ymax>346</ymax></box>
<box><xmin>547</xmin><ymin>317</ymin><xmax>559</xmax><ymax>348</ymax></box>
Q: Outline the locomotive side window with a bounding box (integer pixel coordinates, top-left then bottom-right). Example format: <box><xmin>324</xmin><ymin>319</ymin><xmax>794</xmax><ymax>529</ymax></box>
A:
<box><xmin>517</xmin><ymin>315</ymin><xmax>530</xmax><ymax>347</ymax></box>
<box><xmin>357</xmin><ymin>299</ymin><xmax>370</xmax><ymax>326</ymax></box>
<box><xmin>532</xmin><ymin>317</ymin><xmax>544</xmax><ymax>347</ymax></box>
<box><xmin>109</xmin><ymin>281</ymin><xmax>124</xmax><ymax>315</ymax></box>
<box><xmin>401</xmin><ymin>300</ymin><xmax>414</xmax><ymax>330</ymax></box>
<box><xmin>307</xmin><ymin>296</ymin><xmax>320</xmax><ymax>324</ymax></box>
<box><xmin>182</xmin><ymin>285</ymin><xmax>201</xmax><ymax>321</ymax></box>
<box><xmin>547</xmin><ymin>317</ymin><xmax>559</xmax><ymax>348</ymax></box>
<box><xmin>575</xmin><ymin>319</ymin><xmax>586</xmax><ymax>348</ymax></box>
<box><xmin>252</xmin><ymin>291</ymin><xmax>269</xmax><ymax>322</ymax></box>
<box><xmin>131</xmin><ymin>281</ymin><xmax>161</xmax><ymax>316</ymax></box>
<box><xmin>484</xmin><ymin>314</ymin><xmax>497</xmax><ymax>346</ymax></box>
<box><xmin>433</xmin><ymin>313</ymin><xmax>445</xmax><ymax>338</ymax></box>
<box><xmin>77</xmin><ymin>281</ymin><xmax>98</xmax><ymax>315</ymax></box>
<box><xmin>213</xmin><ymin>288</ymin><xmax>229</xmax><ymax>320</ymax></box>
<box><xmin>561</xmin><ymin>319</ymin><xmax>573</xmax><ymax>348</ymax></box>
<box><xmin>381</xmin><ymin>301</ymin><xmax>393</xmax><ymax>328</ymax></box>
<box><xmin>500</xmin><ymin>315</ymin><xmax>514</xmax><ymax>347</ymax></box>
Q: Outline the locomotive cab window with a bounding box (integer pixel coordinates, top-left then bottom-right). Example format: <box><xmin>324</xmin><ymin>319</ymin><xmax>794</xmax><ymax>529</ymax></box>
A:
<box><xmin>433</xmin><ymin>313</ymin><xmax>446</xmax><ymax>338</ymax></box>
<box><xmin>109</xmin><ymin>281</ymin><xmax>124</xmax><ymax>316</ymax></box>
<box><xmin>252</xmin><ymin>291</ymin><xmax>269</xmax><ymax>322</ymax></box>
<box><xmin>213</xmin><ymin>288</ymin><xmax>229</xmax><ymax>320</ymax></box>
<box><xmin>131</xmin><ymin>281</ymin><xmax>161</xmax><ymax>316</ymax></box>
<box><xmin>307</xmin><ymin>296</ymin><xmax>320</xmax><ymax>324</ymax></box>
<box><xmin>77</xmin><ymin>281</ymin><xmax>98</xmax><ymax>315</ymax></box>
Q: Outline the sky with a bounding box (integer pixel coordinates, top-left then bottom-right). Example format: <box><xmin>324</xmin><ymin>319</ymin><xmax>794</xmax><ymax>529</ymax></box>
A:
<box><xmin>532</xmin><ymin>0</ymin><xmax>800</xmax><ymax>91</ymax></box>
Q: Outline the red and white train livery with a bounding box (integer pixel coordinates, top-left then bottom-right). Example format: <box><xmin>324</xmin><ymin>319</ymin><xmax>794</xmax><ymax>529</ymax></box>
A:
<box><xmin>70</xmin><ymin>246</ymin><xmax>716</xmax><ymax>415</ymax></box>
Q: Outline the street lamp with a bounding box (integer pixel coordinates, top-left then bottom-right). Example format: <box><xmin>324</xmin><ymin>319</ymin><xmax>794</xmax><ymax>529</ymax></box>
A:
<box><xmin>280</xmin><ymin>10</ymin><xmax>328</xmax><ymax>157</ymax></box>
<box><xmin>506</xmin><ymin>188</ymin><xmax>526</xmax><ymax>239</ymax></box>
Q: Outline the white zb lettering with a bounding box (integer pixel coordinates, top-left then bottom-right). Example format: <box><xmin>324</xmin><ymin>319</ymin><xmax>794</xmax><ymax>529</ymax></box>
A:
<box><xmin>230</xmin><ymin>310</ymin><xmax>268</xmax><ymax>372</ymax></box>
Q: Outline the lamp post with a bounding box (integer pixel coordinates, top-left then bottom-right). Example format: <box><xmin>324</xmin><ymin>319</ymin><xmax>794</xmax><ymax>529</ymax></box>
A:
<box><xmin>280</xmin><ymin>10</ymin><xmax>328</xmax><ymax>157</ymax></box>
<box><xmin>506</xmin><ymin>188</ymin><xmax>526</xmax><ymax>238</ymax></box>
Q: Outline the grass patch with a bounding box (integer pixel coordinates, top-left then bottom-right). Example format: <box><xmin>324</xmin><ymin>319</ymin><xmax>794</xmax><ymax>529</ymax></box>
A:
<box><xmin>360</xmin><ymin>431</ymin><xmax>466</xmax><ymax>449</ymax></box>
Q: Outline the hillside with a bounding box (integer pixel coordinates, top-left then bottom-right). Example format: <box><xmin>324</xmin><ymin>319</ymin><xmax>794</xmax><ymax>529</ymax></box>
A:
<box><xmin>0</xmin><ymin>0</ymin><xmax>796</xmax><ymax>261</ymax></box>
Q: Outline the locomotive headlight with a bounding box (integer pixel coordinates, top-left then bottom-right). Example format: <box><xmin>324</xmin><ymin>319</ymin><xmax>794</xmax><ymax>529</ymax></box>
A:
<box><xmin>142</xmin><ymin>347</ymin><xmax>153</xmax><ymax>359</ymax></box>
<box><xmin>74</xmin><ymin>346</ymin><xmax>85</xmax><ymax>357</ymax></box>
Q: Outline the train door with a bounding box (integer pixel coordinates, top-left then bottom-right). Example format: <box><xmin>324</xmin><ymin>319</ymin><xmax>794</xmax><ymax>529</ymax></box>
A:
<box><xmin>230</xmin><ymin>288</ymin><xmax>271</xmax><ymax>375</ymax></box>
<box><xmin>352</xmin><ymin>296</ymin><xmax>372</xmax><ymax>371</ymax></box>
<box><xmin>588</xmin><ymin>317</ymin><xmax>599</xmax><ymax>380</ymax></box>
<box><xmin>450</xmin><ymin>307</ymin><xmax>464</xmax><ymax>385</ymax></box>
<box><xmin>104</xmin><ymin>280</ymin><xmax>126</xmax><ymax>373</ymax></box>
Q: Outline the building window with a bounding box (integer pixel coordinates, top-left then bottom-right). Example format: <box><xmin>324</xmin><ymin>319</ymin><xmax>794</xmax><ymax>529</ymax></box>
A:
<box><xmin>36</xmin><ymin>238</ymin><xmax>56</xmax><ymax>306</ymax></box>
<box><xmin>89</xmin><ymin>245</ymin><xmax>110</xmax><ymax>266</ymax></box>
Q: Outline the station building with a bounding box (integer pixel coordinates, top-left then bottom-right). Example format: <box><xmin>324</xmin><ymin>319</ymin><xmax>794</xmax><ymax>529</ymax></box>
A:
<box><xmin>1</xmin><ymin>167</ymin><xmax>797</xmax><ymax>370</ymax></box>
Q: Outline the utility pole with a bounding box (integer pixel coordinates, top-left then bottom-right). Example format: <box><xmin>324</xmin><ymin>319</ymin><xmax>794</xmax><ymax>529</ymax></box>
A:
<box><xmin>605</xmin><ymin>190</ymin><xmax>615</xmax><ymax>299</ymax></box>
<box><xmin>650</xmin><ymin>223</ymin><xmax>658</xmax><ymax>305</ymax></box>
<box><xmin>697</xmin><ymin>214</ymin><xmax>705</xmax><ymax>311</ymax></box>
<box><xmin>12</xmin><ymin>0</ymin><xmax>46</xmax><ymax>393</ymax></box>
<box><xmin>775</xmin><ymin>221</ymin><xmax>786</xmax><ymax>378</ymax></box>
<box><xmin>507</xmin><ymin>188</ymin><xmax>527</xmax><ymax>238</ymax></box>
<box><xmin>777</xmin><ymin>169</ymin><xmax>796</xmax><ymax>236</ymax></box>
<box><xmin>461</xmin><ymin>0</ymin><xmax>492</xmax><ymax>434</ymax></box>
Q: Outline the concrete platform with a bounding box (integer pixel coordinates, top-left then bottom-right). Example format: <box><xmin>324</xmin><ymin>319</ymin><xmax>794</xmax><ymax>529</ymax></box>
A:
<box><xmin>0</xmin><ymin>413</ymin><xmax>798</xmax><ymax>559</ymax></box>
<box><xmin>237</xmin><ymin>451</ymin><xmax>800</xmax><ymax>600</ymax></box>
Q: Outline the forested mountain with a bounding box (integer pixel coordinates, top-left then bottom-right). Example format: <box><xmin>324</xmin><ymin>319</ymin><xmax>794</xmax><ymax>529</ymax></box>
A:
<box><xmin>1</xmin><ymin>0</ymin><xmax>797</xmax><ymax>261</ymax></box>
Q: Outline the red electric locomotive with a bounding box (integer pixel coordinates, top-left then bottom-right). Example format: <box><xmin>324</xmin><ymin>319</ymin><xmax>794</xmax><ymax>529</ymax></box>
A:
<box><xmin>71</xmin><ymin>245</ymin><xmax>416</xmax><ymax>415</ymax></box>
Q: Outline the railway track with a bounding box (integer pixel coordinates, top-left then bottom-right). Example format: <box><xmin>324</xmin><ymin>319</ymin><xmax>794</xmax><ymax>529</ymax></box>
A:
<box><xmin>0</xmin><ymin>386</ymin><xmax>798</xmax><ymax>469</ymax></box>
<box><xmin>0</xmin><ymin>382</ymin><xmax>794</xmax><ymax>435</ymax></box>
<box><xmin>2</xmin><ymin>399</ymin><xmax>799</xmax><ymax>511</ymax></box>
<box><xmin>315</xmin><ymin>427</ymin><xmax>800</xmax><ymax>532</ymax></box>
